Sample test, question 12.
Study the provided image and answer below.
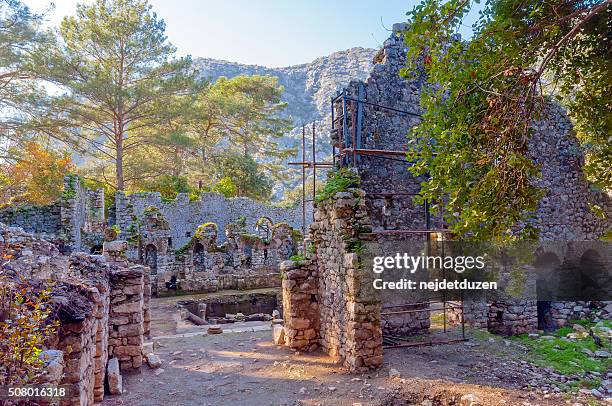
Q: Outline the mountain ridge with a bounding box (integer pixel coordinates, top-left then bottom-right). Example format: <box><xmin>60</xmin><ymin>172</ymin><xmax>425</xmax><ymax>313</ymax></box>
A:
<box><xmin>194</xmin><ymin>46</ymin><xmax>377</xmax><ymax>126</ymax></box>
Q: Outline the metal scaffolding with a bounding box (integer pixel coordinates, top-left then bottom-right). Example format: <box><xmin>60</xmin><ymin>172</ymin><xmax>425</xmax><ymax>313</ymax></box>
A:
<box><xmin>286</xmin><ymin>90</ymin><xmax>467</xmax><ymax>347</ymax></box>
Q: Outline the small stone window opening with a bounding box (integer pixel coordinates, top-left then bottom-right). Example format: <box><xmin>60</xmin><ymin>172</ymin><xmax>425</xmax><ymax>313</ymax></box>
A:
<box><xmin>310</xmin><ymin>294</ymin><xmax>317</xmax><ymax>303</ymax></box>
<box><xmin>263</xmin><ymin>249</ymin><xmax>268</xmax><ymax>260</ymax></box>
<box><xmin>167</xmin><ymin>237</ymin><xmax>172</xmax><ymax>247</ymax></box>
<box><xmin>185</xmin><ymin>231</ymin><xmax>191</xmax><ymax>238</ymax></box>
<box><xmin>495</xmin><ymin>310</ymin><xmax>504</xmax><ymax>322</ymax></box>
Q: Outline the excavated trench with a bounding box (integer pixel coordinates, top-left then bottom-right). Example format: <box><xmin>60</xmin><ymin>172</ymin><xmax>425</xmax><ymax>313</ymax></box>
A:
<box><xmin>177</xmin><ymin>290</ymin><xmax>279</xmax><ymax>319</ymax></box>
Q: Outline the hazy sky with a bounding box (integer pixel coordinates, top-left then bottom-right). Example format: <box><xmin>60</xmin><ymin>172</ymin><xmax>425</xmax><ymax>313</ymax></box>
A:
<box><xmin>23</xmin><ymin>0</ymin><xmax>481</xmax><ymax>67</ymax></box>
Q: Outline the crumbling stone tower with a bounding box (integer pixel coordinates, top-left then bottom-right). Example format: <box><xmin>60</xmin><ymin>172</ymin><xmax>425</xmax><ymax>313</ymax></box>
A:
<box><xmin>333</xmin><ymin>24</ymin><xmax>611</xmax><ymax>335</ymax></box>
<box><xmin>282</xmin><ymin>25</ymin><xmax>610</xmax><ymax>370</ymax></box>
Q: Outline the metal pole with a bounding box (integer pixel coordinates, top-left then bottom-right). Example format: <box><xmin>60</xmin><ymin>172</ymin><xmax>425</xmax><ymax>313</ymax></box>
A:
<box><xmin>301</xmin><ymin>125</ymin><xmax>306</xmax><ymax>239</ymax></box>
<box><xmin>342</xmin><ymin>94</ymin><xmax>348</xmax><ymax>167</ymax></box>
<box><xmin>351</xmin><ymin>100</ymin><xmax>357</xmax><ymax>167</ymax></box>
<box><xmin>312</xmin><ymin>122</ymin><xmax>316</xmax><ymax>220</ymax></box>
<box><xmin>331</xmin><ymin>96</ymin><xmax>336</xmax><ymax>167</ymax></box>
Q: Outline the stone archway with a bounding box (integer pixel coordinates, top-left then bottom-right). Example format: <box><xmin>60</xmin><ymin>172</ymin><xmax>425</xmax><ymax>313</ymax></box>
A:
<box><xmin>193</xmin><ymin>242</ymin><xmax>206</xmax><ymax>272</ymax></box>
<box><xmin>144</xmin><ymin>244</ymin><xmax>158</xmax><ymax>275</ymax></box>
<box><xmin>255</xmin><ymin>217</ymin><xmax>274</xmax><ymax>242</ymax></box>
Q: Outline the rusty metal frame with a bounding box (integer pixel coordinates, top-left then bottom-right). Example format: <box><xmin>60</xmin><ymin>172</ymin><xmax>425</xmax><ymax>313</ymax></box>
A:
<box><xmin>329</xmin><ymin>91</ymin><xmax>468</xmax><ymax>349</ymax></box>
<box><xmin>287</xmin><ymin>123</ymin><xmax>333</xmax><ymax>231</ymax></box>
<box><xmin>284</xmin><ymin>92</ymin><xmax>468</xmax><ymax>349</ymax></box>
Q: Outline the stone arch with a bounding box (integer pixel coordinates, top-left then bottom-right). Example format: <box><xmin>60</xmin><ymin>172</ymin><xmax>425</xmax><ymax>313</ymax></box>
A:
<box><xmin>193</xmin><ymin>242</ymin><xmax>206</xmax><ymax>272</ymax></box>
<box><xmin>144</xmin><ymin>244</ymin><xmax>158</xmax><ymax>275</ymax></box>
<box><xmin>255</xmin><ymin>217</ymin><xmax>274</xmax><ymax>242</ymax></box>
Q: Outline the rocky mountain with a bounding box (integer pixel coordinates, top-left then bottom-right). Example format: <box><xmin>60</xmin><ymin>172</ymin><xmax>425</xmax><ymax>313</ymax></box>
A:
<box><xmin>194</xmin><ymin>47</ymin><xmax>377</xmax><ymax>126</ymax></box>
<box><xmin>194</xmin><ymin>47</ymin><xmax>377</xmax><ymax>197</ymax></box>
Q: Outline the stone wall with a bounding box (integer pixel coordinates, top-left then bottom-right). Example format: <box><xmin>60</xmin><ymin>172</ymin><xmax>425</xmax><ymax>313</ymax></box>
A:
<box><xmin>0</xmin><ymin>223</ymin><xmax>146</xmax><ymax>405</ymax></box>
<box><xmin>114</xmin><ymin>191</ymin><xmax>309</xmax><ymax>248</ymax></box>
<box><xmin>281</xmin><ymin>188</ymin><xmax>383</xmax><ymax>372</ymax></box>
<box><xmin>0</xmin><ymin>175</ymin><xmax>106</xmax><ymax>254</ymax></box>
<box><xmin>121</xmin><ymin>206</ymin><xmax>298</xmax><ymax>296</ymax></box>
<box><xmin>281</xmin><ymin>258</ymin><xmax>320</xmax><ymax>351</ymax></box>
<box><xmin>328</xmin><ymin>25</ymin><xmax>611</xmax><ymax>337</ymax></box>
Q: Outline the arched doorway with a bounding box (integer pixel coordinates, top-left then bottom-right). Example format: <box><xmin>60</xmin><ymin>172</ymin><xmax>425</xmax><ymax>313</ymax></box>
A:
<box><xmin>255</xmin><ymin>217</ymin><xmax>274</xmax><ymax>242</ymax></box>
<box><xmin>145</xmin><ymin>244</ymin><xmax>158</xmax><ymax>275</ymax></box>
<box><xmin>193</xmin><ymin>242</ymin><xmax>206</xmax><ymax>272</ymax></box>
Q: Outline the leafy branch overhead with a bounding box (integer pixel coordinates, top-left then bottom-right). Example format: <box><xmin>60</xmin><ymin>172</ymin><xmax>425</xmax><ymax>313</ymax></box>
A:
<box><xmin>402</xmin><ymin>0</ymin><xmax>611</xmax><ymax>241</ymax></box>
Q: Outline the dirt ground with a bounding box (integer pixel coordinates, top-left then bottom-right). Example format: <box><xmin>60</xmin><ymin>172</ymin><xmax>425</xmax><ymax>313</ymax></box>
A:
<box><xmin>101</xmin><ymin>296</ymin><xmax>605</xmax><ymax>406</ymax></box>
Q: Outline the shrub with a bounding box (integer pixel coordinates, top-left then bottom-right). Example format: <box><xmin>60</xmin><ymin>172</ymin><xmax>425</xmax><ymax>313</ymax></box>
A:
<box><xmin>315</xmin><ymin>168</ymin><xmax>361</xmax><ymax>203</ymax></box>
<box><xmin>0</xmin><ymin>275</ymin><xmax>59</xmax><ymax>385</ymax></box>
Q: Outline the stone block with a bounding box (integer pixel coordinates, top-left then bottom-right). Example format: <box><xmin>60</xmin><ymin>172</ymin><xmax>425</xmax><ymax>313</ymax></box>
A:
<box><xmin>145</xmin><ymin>353</ymin><xmax>162</xmax><ymax>369</ymax></box>
<box><xmin>107</xmin><ymin>358</ymin><xmax>122</xmax><ymax>395</ymax></box>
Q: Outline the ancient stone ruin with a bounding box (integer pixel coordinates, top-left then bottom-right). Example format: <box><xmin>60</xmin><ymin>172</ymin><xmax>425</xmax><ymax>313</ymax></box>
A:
<box><xmin>280</xmin><ymin>25</ymin><xmax>612</xmax><ymax>371</ymax></box>
<box><xmin>0</xmin><ymin>175</ymin><xmax>302</xmax><ymax>403</ymax></box>
<box><xmin>0</xmin><ymin>223</ymin><xmax>149</xmax><ymax>405</ymax></box>
<box><xmin>0</xmin><ymin>178</ymin><xmax>303</xmax><ymax>297</ymax></box>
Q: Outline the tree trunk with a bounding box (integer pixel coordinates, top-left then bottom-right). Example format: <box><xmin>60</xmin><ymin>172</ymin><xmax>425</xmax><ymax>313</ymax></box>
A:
<box><xmin>116</xmin><ymin>135</ymin><xmax>124</xmax><ymax>191</ymax></box>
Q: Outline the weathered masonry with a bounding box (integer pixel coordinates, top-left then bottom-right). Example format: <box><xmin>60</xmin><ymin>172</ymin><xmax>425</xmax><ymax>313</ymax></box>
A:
<box><xmin>281</xmin><ymin>24</ymin><xmax>612</xmax><ymax>371</ymax></box>
<box><xmin>0</xmin><ymin>175</ymin><xmax>106</xmax><ymax>254</ymax></box>
<box><xmin>0</xmin><ymin>179</ymin><xmax>304</xmax><ymax>296</ymax></box>
<box><xmin>122</xmin><ymin>207</ymin><xmax>300</xmax><ymax>295</ymax></box>
<box><xmin>0</xmin><ymin>223</ymin><xmax>150</xmax><ymax>405</ymax></box>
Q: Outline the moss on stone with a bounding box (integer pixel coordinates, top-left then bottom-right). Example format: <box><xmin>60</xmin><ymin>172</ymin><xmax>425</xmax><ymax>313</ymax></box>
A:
<box><xmin>62</xmin><ymin>174</ymin><xmax>80</xmax><ymax>200</ymax></box>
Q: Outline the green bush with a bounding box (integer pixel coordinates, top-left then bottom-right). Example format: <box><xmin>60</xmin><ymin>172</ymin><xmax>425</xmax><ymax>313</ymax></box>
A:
<box><xmin>315</xmin><ymin>168</ymin><xmax>361</xmax><ymax>203</ymax></box>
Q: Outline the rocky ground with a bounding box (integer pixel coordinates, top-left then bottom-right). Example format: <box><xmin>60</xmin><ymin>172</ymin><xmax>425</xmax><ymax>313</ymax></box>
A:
<box><xmin>101</xmin><ymin>297</ymin><xmax>610</xmax><ymax>406</ymax></box>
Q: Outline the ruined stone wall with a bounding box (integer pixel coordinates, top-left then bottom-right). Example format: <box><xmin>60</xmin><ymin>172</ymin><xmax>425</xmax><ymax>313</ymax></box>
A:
<box><xmin>336</xmin><ymin>26</ymin><xmax>610</xmax><ymax>240</ymax></box>
<box><xmin>124</xmin><ymin>208</ymin><xmax>297</xmax><ymax>296</ymax></box>
<box><xmin>115</xmin><ymin>191</ymin><xmax>309</xmax><ymax>248</ymax></box>
<box><xmin>330</xmin><ymin>26</ymin><xmax>611</xmax><ymax>337</ymax></box>
<box><xmin>282</xmin><ymin>188</ymin><xmax>383</xmax><ymax>372</ymax></box>
<box><xmin>0</xmin><ymin>223</ymin><xmax>146</xmax><ymax>405</ymax></box>
<box><xmin>108</xmin><ymin>266</ymin><xmax>146</xmax><ymax>373</ymax></box>
<box><xmin>0</xmin><ymin>175</ymin><xmax>106</xmax><ymax>254</ymax></box>
<box><xmin>281</xmin><ymin>258</ymin><xmax>320</xmax><ymax>351</ymax></box>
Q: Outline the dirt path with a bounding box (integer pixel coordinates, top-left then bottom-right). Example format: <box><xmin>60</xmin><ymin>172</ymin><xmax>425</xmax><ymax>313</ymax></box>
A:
<box><xmin>101</xmin><ymin>298</ymin><xmax>603</xmax><ymax>406</ymax></box>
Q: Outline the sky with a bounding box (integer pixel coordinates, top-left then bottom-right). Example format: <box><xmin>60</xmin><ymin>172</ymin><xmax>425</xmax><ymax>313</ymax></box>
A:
<box><xmin>23</xmin><ymin>0</ymin><xmax>481</xmax><ymax>68</ymax></box>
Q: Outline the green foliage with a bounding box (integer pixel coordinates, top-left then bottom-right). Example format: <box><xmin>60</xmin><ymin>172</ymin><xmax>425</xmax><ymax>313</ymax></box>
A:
<box><xmin>512</xmin><ymin>320</ymin><xmax>612</xmax><ymax>376</ymax></box>
<box><xmin>140</xmin><ymin>175</ymin><xmax>194</xmax><ymax>201</ymax></box>
<box><xmin>194</xmin><ymin>222</ymin><xmax>218</xmax><ymax>239</ymax></box>
<box><xmin>30</xmin><ymin>0</ymin><xmax>196</xmax><ymax>190</ymax></box>
<box><xmin>61</xmin><ymin>173</ymin><xmax>79</xmax><ymax>200</ymax></box>
<box><xmin>239</xmin><ymin>233</ymin><xmax>264</xmax><ymax>244</ymax></box>
<box><xmin>401</xmin><ymin>0</ymin><xmax>610</xmax><ymax>241</ymax></box>
<box><xmin>0</xmin><ymin>274</ymin><xmax>59</xmax><ymax>385</ymax></box>
<box><xmin>211</xmin><ymin>177</ymin><xmax>238</xmax><ymax>198</ymax></box>
<box><xmin>278</xmin><ymin>179</ymin><xmax>325</xmax><ymax>208</ymax></box>
<box><xmin>315</xmin><ymin>168</ymin><xmax>361</xmax><ymax>203</ymax></box>
<box><xmin>110</xmin><ymin>224</ymin><xmax>122</xmax><ymax>236</ymax></box>
<box><xmin>0</xmin><ymin>0</ymin><xmax>49</xmax><ymax>139</ymax></box>
<box><xmin>289</xmin><ymin>253</ymin><xmax>305</xmax><ymax>262</ymax></box>
<box><xmin>209</xmin><ymin>153</ymin><xmax>273</xmax><ymax>201</ymax></box>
